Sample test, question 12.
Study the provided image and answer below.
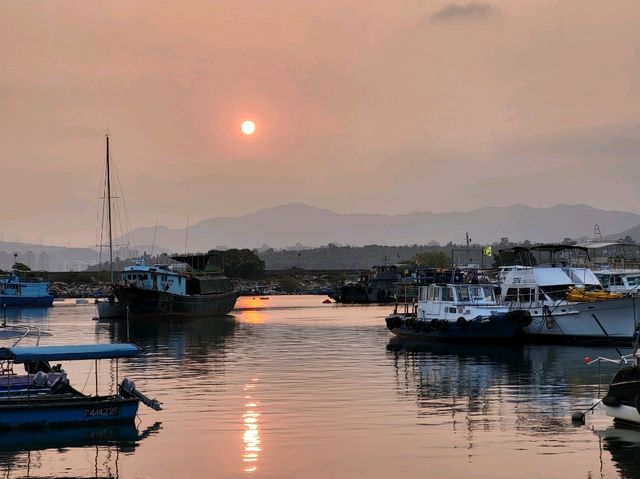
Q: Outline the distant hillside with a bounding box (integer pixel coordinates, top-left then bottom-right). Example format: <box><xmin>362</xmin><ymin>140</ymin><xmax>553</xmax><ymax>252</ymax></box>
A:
<box><xmin>606</xmin><ymin>224</ymin><xmax>640</xmax><ymax>243</ymax></box>
<box><xmin>123</xmin><ymin>203</ymin><xmax>640</xmax><ymax>251</ymax></box>
<box><xmin>0</xmin><ymin>241</ymin><xmax>173</xmax><ymax>272</ymax></box>
<box><xmin>259</xmin><ymin>244</ymin><xmax>489</xmax><ymax>270</ymax></box>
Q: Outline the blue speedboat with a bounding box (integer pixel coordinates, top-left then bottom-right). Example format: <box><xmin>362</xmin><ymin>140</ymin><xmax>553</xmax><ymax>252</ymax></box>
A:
<box><xmin>0</xmin><ymin>273</ymin><xmax>54</xmax><ymax>307</ymax></box>
<box><xmin>0</xmin><ymin>343</ymin><xmax>161</xmax><ymax>429</ymax></box>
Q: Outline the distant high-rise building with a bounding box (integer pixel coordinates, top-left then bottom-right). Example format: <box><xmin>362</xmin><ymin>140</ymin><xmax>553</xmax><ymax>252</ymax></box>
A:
<box><xmin>25</xmin><ymin>251</ymin><xmax>36</xmax><ymax>270</ymax></box>
<box><xmin>37</xmin><ymin>252</ymin><xmax>50</xmax><ymax>271</ymax></box>
<box><xmin>0</xmin><ymin>251</ymin><xmax>10</xmax><ymax>271</ymax></box>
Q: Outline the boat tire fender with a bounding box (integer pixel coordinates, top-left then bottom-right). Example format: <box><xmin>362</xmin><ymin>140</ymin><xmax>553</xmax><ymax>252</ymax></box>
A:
<box><xmin>439</xmin><ymin>320</ymin><xmax>449</xmax><ymax>332</ymax></box>
<box><xmin>430</xmin><ymin>319</ymin><xmax>439</xmax><ymax>331</ymax></box>
<box><xmin>456</xmin><ymin>317</ymin><xmax>468</xmax><ymax>329</ymax></box>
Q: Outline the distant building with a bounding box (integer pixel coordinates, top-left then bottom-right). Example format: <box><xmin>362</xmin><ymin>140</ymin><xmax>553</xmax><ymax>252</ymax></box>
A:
<box><xmin>25</xmin><ymin>251</ymin><xmax>36</xmax><ymax>270</ymax></box>
<box><xmin>37</xmin><ymin>252</ymin><xmax>50</xmax><ymax>271</ymax></box>
<box><xmin>0</xmin><ymin>251</ymin><xmax>11</xmax><ymax>270</ymax></box>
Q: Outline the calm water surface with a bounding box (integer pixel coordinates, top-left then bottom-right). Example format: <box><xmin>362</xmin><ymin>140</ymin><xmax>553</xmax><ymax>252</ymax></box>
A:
<box><xmin>1</xmin><ymin>295</ymin><xmax>638</xmax><ymax>478</ymax></box>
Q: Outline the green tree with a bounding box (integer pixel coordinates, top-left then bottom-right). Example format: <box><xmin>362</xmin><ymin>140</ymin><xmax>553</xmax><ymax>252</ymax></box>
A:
<box><xmin>402</xmin><ymin>251</ymin><xmax>452</xmax><ymax>268</ymax></box>
<box><xmin>214</xmin><ymin>249</ymin><xmax>265</xmax><ymax>279</ymax></box>
<box><xmin>12</xmin><ymin>262</ymin><xmax>31</xmax><ymax>272</ymax></box>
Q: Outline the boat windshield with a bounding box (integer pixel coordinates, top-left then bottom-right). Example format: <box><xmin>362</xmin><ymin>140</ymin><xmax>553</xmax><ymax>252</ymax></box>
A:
<box><xmin>627</xmin><ymin>275</ymin><xmax>640</xmax><ymax>287</ymax></box>
<box><xmin>455</xmin><ymin>285</ymin><xmax>495</xmax><ymax>303</ymax></box>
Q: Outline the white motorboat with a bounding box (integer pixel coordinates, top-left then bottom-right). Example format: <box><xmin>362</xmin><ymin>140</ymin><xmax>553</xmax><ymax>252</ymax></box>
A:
<box><xmin>499</xmin><ymin>245</ymin><xmax>640</xmax><ymax>341</ymax></box>
<box><xmin>385</xmin><ymin>283</ymin><xmax>531</xmax><ymax>341</ymax></box>
<box><xmin>593</xmin><ymin>270</ymin><xmax>640</xmax><ymax>295</ymax></box>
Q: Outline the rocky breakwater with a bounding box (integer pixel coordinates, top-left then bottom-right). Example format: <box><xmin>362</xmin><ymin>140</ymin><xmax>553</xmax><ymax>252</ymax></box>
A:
<box><xmin>49</xmin><ymin>281</ymin><xmax>114</xmax><ymax>299</ymax></box>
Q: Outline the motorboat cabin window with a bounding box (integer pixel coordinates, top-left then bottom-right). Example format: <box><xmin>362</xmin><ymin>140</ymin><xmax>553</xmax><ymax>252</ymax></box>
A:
<box><xmin>428</xmin><ymin>286</ymin><xmax>441</xmax><ymax>302</ymax></box>
<box><xmin>505</xmin><ymin>288</ymin><xmax>517</xmax><ymax>302</ymax></box>
<box><xmin>596</xmin><ymin>274</ymin><xmax>610</xmax><ymax>288</ymax></box>
<box><xmin>443</xmin><ymin>287</ymin><xmax>454</xmax><ymax>302</ymax></box>
<box><xmin>611</xmin><ymin>275</ymin><xmax>623</xmax><ymax>286</ymax></box>
<box><xmin>539</xmin><ymin>285</ymin><xmax>570</xmax><ymax>301</ymax></box>
<box><xmin>458</xmin><ymin>287</ymin><xmax>470</xmax><ymax>302</ymax></box>
<box><xmin>628</xmin><ymin>275</ymin><xmax>640</xmax><ymax>287</ymax></box>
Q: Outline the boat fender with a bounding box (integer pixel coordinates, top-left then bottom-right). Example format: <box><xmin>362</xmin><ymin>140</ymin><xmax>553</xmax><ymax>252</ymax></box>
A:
<box><xmin>430</xmin><ymin>319</ymin><xmax>440</xmax><ymax>330</ymax></box>
<box><xmin>543</xmin><ymin>305</ymin><xmax>555</xmax><ymax>329</ymax></box>
<box><xmin>456</xmin><ymin>317</ymin><xmax>468</xmax><ymax>329</ymax></box>
<box><xmin>602</xmin><ymin>396</ymin><xmax>620</xmax><ymax>407</ymax></box>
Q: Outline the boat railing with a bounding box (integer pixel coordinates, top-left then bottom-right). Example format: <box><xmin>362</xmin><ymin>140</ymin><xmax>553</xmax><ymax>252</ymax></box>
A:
<box><xmin>585</xmin><ymin>354</ymin><xmax>636</xmax><ymax>366</ymax></box>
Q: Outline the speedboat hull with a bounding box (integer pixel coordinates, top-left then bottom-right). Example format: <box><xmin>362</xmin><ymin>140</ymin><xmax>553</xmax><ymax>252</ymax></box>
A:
<box><xmin>603</xmin><ymin>365</ymin><xmax>640</xmax><ymax>426</ymax></box>
<box><xmin>0</xmin><ymin>396</ymin><xmax>139</xmax><ymax>429</ymax></box>
<box><xmin>385</xmin><ymin>312</ymin><xmax>524</xmax><ymax>342</ymax></box>
<box><xmin>0</xmin><ymin>295</ymin><xmax>54</xmax><ymax>307</ymax></box>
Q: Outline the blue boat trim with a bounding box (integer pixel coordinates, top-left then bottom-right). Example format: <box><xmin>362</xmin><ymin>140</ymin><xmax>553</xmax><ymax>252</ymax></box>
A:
<box><xmin>0</xmin><ymin>343</ymin><xmax>141</xmax><ymax>362</ymax></box>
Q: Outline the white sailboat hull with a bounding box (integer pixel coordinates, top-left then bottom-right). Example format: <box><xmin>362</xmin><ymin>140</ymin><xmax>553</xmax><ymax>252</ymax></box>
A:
<box><xmin>521</xmin><ymin>296</ymin><xmax>639</xmax><ymax>339</ymax></box>
<box><xmin>96</xmin><ymin>300</ymin><xmax>126</xmax><ymax>319</ymax></box>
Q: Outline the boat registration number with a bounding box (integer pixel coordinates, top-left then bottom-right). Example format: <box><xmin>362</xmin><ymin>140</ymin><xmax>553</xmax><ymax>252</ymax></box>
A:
<box><xmin>84</xmin><ymin>406</ymin><xmax>119</xmax><ymax>417</ymax></box>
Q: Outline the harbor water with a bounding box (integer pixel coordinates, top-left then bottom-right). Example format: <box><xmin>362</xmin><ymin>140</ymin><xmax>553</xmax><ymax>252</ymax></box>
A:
<box><xmin>1</xmin><ymin>295</ymin><xmax>638</xmax><ymax>478</ymax></box>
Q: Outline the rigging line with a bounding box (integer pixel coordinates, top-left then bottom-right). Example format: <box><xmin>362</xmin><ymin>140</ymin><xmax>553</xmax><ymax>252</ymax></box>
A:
<box><xmin>112</xmin><ymin>160</ymin><xmax>136</xmax><ymax>251</ymax></box>
<box><xmin>109</xmin><ymin>159</ymin><xmax>129</xmax><ymax>254</ymax></box>
<box><xmin>97</xmin><ymin>161</ymin><xmax>110</xmax><ymax>274</ymax></box>
<box><xmin>81</xmin><ymin>358</ymin><xmax>94</xmax><ymax>394</ymax></box>
<box><xmin>185</xmin><ymin>215</ymin><xmax>190</xmax><ymax>255</ymax></box>
<box><xmin>151</xmin><ymin>218</ymin><xmax>159</xmax><ymax>258</ymax></box>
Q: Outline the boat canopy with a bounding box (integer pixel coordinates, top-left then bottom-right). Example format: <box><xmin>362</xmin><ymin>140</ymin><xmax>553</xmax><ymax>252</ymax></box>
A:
<box><xmin>0</xmin><ymin>343</ymin><xmax>141</xmax><ymax>362</ymax></box>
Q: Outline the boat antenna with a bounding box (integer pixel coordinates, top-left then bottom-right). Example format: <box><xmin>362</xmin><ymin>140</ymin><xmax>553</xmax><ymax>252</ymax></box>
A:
<box><xmin>106</xmin><ymin>134</ymin><xmax>114</xmax><ymax>284</ymax></box>
<box><xmin>184</xmin><ymin>215</ymin><xmax>190</xmax><ymax>255</ymax></box>
<box><xmin>151</xmin><ymin>218</ymin><xmax>159</xmax><ymax>259</ymax></box>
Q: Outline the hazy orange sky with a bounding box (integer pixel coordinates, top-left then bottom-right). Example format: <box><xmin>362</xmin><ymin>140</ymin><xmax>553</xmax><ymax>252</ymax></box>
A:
<box><xmin>2</xmin><ymin>1</ymin><xmax>639</xmax><ymax>246</ymax></box>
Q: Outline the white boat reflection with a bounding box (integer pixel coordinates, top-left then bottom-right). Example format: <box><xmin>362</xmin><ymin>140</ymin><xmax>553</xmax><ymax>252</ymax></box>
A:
<box><xmin>387</xmin><ymin>339</ymin><xmax>626</xmax><ymax>436</ymax></box>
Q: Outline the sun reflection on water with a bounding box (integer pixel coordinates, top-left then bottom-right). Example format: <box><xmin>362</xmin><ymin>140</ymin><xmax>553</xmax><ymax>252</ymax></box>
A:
<box><xmin>242</xmin><ymin>379</ymin><xmax>261</xmax><ymax>473</ymax></box>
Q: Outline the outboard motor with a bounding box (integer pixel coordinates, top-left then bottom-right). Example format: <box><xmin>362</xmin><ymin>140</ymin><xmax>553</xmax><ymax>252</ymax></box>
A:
<box><xmin>120</xmin><ymin>378</ymin><xmax>162</xmax><ymax>411</ymax></box>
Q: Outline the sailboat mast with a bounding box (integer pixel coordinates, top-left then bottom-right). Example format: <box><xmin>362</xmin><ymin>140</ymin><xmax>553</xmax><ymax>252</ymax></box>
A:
<box><xmin>106</xmin><ymin>135</ymin><xmax>114</xmax><ymax>283</ymax></box>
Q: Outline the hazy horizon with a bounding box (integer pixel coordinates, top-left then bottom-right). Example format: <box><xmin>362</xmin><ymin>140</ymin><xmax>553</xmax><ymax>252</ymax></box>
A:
<box><xmin>3</xmin><ymin>1</ymin><xmax>639</xmax><ymax>246</ymax></box>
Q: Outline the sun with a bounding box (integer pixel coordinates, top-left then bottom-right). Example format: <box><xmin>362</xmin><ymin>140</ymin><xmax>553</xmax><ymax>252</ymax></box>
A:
<box><xmin>241</xmin><ymin>120</ymin><xmax>256</xmax><ymax>135</ymax></box>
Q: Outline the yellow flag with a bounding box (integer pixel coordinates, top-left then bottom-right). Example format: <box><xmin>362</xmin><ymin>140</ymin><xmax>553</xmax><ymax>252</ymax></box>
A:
<box><xmin>482</xmin><ymin>245</ymin><xmax>492</xmax><ymax>257</ymax></box>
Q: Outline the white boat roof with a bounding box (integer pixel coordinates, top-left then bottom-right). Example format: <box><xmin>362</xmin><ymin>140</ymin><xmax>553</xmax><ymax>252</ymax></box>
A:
<box><xmin>504</xmin><ymin>266</ymin><xmax>573</xmax><ymax>286</ymax></box>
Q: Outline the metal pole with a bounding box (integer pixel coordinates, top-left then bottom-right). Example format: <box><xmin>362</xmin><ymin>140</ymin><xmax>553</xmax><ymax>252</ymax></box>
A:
<box><xmin>106</xmin><ymin>135</ymin><xmax>114</xmax><ymax>284</ymax></box>
<box><xmin>95</xmin><ymin>359</ymin><xmax>99</xmax><ymax>396</ymax></box>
